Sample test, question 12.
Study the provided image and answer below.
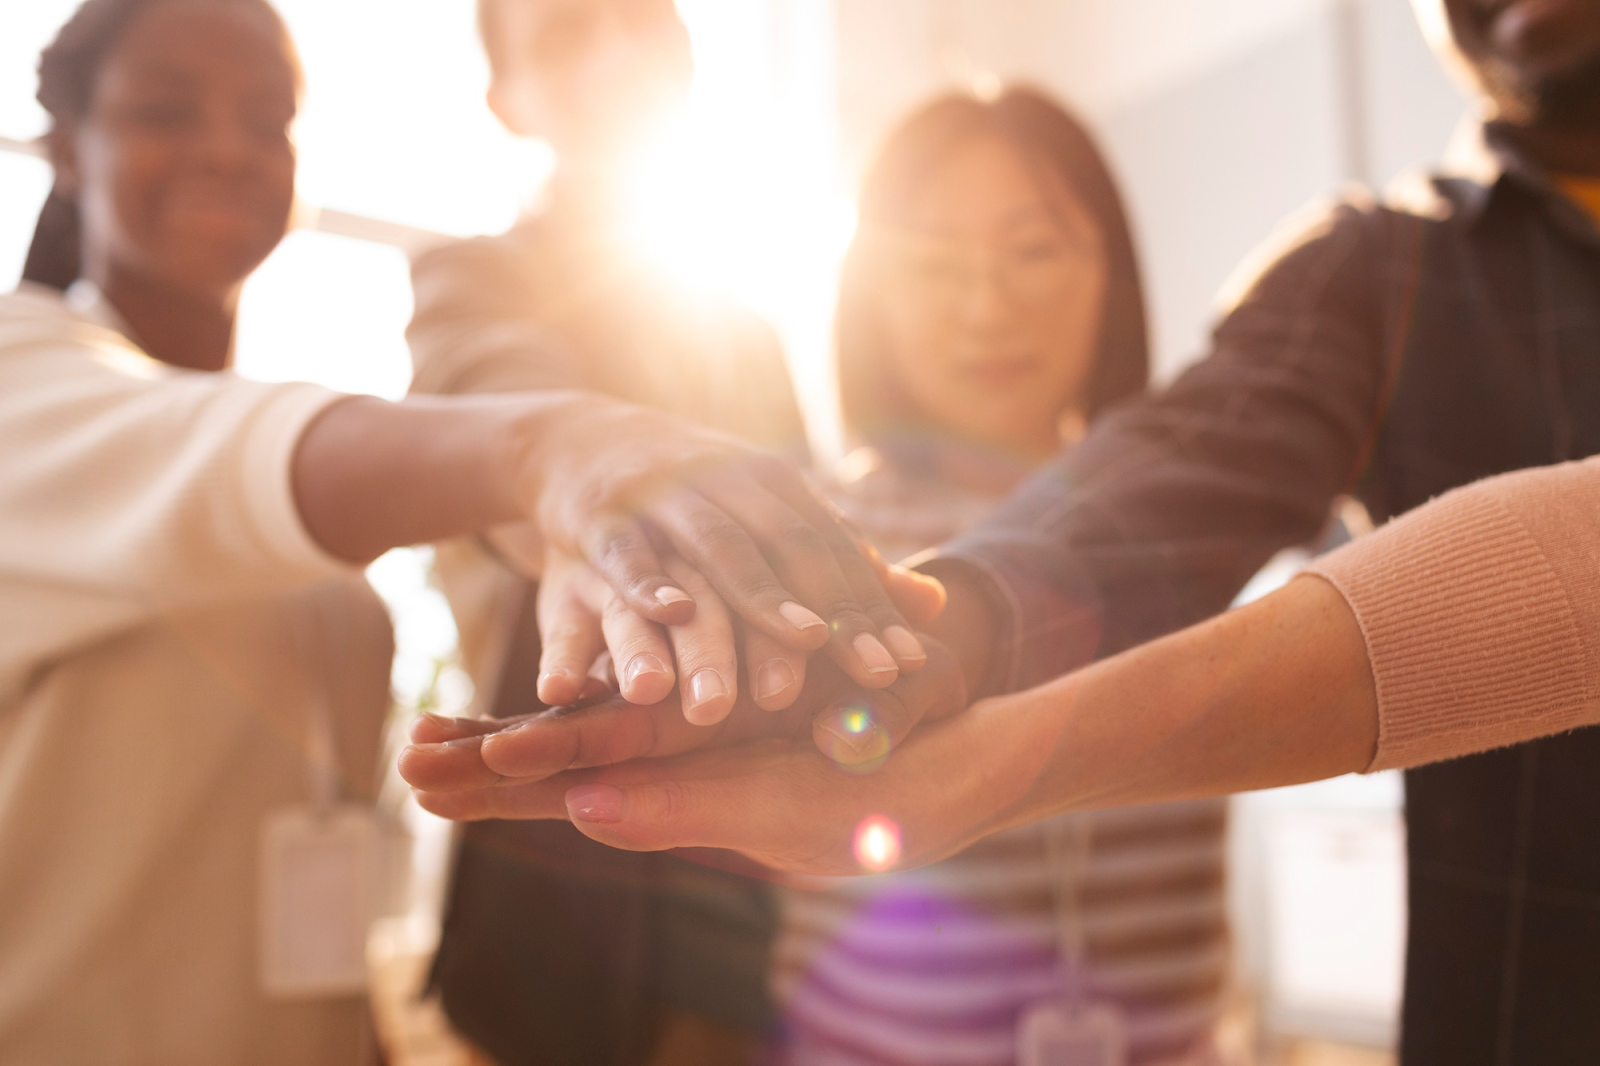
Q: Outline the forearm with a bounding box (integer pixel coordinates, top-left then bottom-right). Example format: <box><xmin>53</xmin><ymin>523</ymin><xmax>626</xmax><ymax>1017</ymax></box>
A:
<box><xmin>969</xmin><ymin>574</ymin><xmax>1377</xmax><ymax>834</ymax></box>
<box><xmin>291</xmin><ymin>393</ymin><xmax>558</xmax><ymax>563</ymax></box>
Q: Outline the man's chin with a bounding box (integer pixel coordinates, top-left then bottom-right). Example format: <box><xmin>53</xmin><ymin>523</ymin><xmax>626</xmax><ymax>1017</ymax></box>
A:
<box><xmin>1477</xmin><ymin>49</ymin><xmax>1600</xmax><ymax>125</ymax></box>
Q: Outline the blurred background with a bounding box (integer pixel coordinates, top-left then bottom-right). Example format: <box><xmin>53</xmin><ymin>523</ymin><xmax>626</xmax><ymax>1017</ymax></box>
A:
<box><xmin>0</xmin><ymin>1</ymin><xmax>1469</xmax><ymax>1062</ymax></box>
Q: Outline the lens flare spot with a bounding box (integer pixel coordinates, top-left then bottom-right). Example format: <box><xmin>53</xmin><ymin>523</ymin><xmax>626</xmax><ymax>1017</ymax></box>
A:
<box><xmin>819</xmin><ymin>701</ymin><xmax>891</xmax><ymax>771</ymax></box>
<box><xmin>853</xmin><ymin>815</ymin><xmax>901</xmax><ymax>872</ymax></box>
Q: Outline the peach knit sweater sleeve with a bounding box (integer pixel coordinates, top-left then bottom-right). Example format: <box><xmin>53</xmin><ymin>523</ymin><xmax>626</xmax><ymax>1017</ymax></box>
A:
<box><xmin>1304</xmin><ymin>456</ymin><xmax>1600</xmax><ymax>771</ymax></box>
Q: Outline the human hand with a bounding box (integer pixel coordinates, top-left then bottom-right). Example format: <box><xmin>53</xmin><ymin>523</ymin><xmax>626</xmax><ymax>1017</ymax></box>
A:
<box><xmin>518</xmin><ymin>394</ymin><xmax>944</xmax><ymax>689</ymax></box>
<box><xmin>403</xmin><ymin>678</ymin><xmax>1042</xmax><ymax>877</ymax></box>
<box><xmin>534</xmin><ymin>545</ymin><xmax>809</xmax><ymax>722</ymax></box>
<box><xmin>533</xmin><ymin>537</ymin><xmax>948</xmax><ymax>721</ymax></box>
<box><xmin>399</xmin><ymin>633</ymin><xmax>970</xmax><ymax>812</ymax></box>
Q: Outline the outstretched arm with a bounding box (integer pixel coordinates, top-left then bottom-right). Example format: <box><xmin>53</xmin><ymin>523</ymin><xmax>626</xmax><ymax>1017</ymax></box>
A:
<box><xmin>402</xmin><ymin>574</ymin><xmax>1373</xmax><ymax>872</ymax></box>
<box><xmin>401</xmin><ymin>454</ymin><xmax>1600</xmax><ymax>874</ymax></box>
<box><xmin>290</xmin><ymin>390</ymin><xmax>940</xmax><ymax>690</ymax></box>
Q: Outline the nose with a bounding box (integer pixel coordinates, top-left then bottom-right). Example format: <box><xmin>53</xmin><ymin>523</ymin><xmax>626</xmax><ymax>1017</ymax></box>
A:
<box><xmin>192</xmin><ymin>109</ymin><xmax>261</xmax><ymax>177</ymax></box>
<box><xmin>955</xmin><ymin>260</ymin><xmax>1014</xmax><ymax>330</ymax></box>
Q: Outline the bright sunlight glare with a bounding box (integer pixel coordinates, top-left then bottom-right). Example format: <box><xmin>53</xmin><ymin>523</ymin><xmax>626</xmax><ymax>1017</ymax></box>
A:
<box><xmin>853</xmin><ymin>815</ymin><xmax>902</xmax><ymax>873</ymax></box>
<box><xmin>626</xmin><ymin>0</ymin><xmax>853</xmax><ymax>454</ymax></box>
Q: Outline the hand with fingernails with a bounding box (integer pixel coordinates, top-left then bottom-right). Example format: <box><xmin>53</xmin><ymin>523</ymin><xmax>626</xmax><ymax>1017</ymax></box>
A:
<box><xmin>398</xmin><ymin>633</ymin><xmax>970</xmax><ymax>833</ymax></box>
<box><xmin>525</xmin><ymin>395</ymin><xmax>944</xmax><ymax>697</ymax></box>
<box><xmin>533</xmin><ymin>538</ymin><xmax>944</xmax><ymax>725</ymax></box>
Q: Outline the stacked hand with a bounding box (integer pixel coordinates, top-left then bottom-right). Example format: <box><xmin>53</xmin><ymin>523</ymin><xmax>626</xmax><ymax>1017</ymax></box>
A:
<box><xmin>393</xmin><ymin>392</ymin><xmax>1387</xmax><ymax>874</ymax></box>
<box><xmin>395</xmin><ymin>391</ymin><xmax>991</xmax><ymax>874</ymax></box>
<box><xmin>399</xmin><ymin>630</ymin><xmax>1022</xmax><ymax>875</ymax></box>
<box><xmin>515</xmin><ymin>394</ymin><xmax>945</xmax><ymax>704</ymax></box>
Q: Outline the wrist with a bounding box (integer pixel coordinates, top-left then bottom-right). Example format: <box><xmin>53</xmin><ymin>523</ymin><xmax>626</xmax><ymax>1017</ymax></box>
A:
<box><xmin>908</xmin><ymin>683</ymin><xmax>1079</xmax><ymax>861</ymax></box>
<box><xmin>496</xmin><ymin>389</ymin><xmax>594</xmax><ymax>528</ymax></box>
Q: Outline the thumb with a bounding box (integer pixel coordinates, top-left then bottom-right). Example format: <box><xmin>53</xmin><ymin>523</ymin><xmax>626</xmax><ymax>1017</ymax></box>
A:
<box><xmin>563</xmin><ymin>780</ymin><xmax>710</xmax><ymax>852</ymax></box>
<box><xmin>884</xmin><ymin>564</ymin><xmax>946</xmax><ymax>625</ymax></box>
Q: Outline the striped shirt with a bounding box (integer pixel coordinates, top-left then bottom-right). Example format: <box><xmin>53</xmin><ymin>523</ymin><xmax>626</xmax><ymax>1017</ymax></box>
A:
<box><xmin>773</xmin><ymin>443</ymin><xmax>1230</xmax><ymax>1066</ymax></box>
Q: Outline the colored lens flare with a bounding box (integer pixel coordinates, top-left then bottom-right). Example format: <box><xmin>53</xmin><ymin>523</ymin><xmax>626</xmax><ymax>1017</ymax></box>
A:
<box><xmin>819</xmin><ymin>700</ymin><xmax>892</xmax><ymax>771</ymax></box>
<box><xmin>853</xmin><ymin>814</ymin><xmax>902</xmax><ymax>872</ymax></box>
<box><xmin>840</xmin><ymin>706</ymin><xmax>872</xmax><ymax>735</ymax></box>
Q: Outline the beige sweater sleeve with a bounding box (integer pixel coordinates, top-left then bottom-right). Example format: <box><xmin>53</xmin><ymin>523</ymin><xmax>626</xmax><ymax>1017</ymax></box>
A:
<box><xmin>0</xmin><ymin>293</ymin><xmax>350</xmax><ymax>692</ymax></box>
<box><xmin>1304</xmin><ymin>457</ymin><xmax>1600</xmax><ymax>771</ymax></box>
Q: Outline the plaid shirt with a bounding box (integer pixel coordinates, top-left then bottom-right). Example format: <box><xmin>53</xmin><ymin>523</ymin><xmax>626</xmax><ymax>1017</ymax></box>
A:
<box><xmin>938</xmin><ymin>120</ymin><xmax>1600</xmax><ymax>1065</ymax></box>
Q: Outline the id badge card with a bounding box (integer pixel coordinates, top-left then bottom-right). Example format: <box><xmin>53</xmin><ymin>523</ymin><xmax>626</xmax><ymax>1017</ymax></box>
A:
<box><xmin>259</xmin><ymin>805</ymin><xmax>377</xmax><ymax>998</ymax></box>
<box><xmin>1017</xmin><ymin>1001</ymin><xmax>1128</xmax><ymax>1066</ymax></box>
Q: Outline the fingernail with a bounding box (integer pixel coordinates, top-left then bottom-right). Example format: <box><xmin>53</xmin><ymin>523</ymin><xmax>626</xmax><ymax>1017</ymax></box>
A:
<box><xmin>779</xmin><ymin>601</ymin><xmax>827</xmax><ymax>632</ymax></box>
<box><xmin>538</xmin><ymin>668</ymin><xmax>577</xmax><ymax>691</ymax></box>
<box><xmin>852</xmin><ymin>633</ymin><xmax>898</xmax><ymax>676</ymax></box>
<box><xmin>820</xmin><ymin>716</ymin><xmax>878</xmax><ymax>756</ymax></box>
<box><xmin>688</xmin><ymin>669</ymin><xmax>728</xmax><ymax>711</ymax></box>
<box><xmin>754</xmin><ymin>658</ymin><xmax>796</xmax><ymax>704</ymax></box>
<box><xmin>882</xmin><ymin>625</ymin><xmax>926</xmax><ymax>664</ymax></box>
<box><xmin>623</xmin><ymin>654</ymin><xmax>669</xmax><ymax>687</ymax></box>
<box><xmin>566</xmin><ymin>784</ymin><xmax>624</xmax><ymax>824</ymax></box>
<box><xmin>655</xmin><ymin>586</ymin><xmax>693</xmax><ymax>608</ymax></box>
<box><xmin>416</xmin><ymin>712</ymin><xmax>454</xmax><ymax>731</ymax></box>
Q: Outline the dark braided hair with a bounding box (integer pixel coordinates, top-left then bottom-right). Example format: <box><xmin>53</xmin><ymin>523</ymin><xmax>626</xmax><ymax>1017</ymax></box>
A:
<box><xmin>23</xmin><ymin>0</ymin><xmax>295</xmax><ymax>290</ymax></box>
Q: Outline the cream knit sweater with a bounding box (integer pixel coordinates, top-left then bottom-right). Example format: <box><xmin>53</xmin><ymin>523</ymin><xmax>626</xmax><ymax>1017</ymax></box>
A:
<box><xmin>1306</xmin><ymin>455</ymin><xmax>1600</xmax><ymax>771</ymax></box>
<box><xmin>0</xmin><ymin>286</ymin><xmax>393</xmax><ymax>1064</ymax></box>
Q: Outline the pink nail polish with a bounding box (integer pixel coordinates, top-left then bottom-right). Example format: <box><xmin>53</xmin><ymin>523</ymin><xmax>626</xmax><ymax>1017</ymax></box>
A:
<box><xmin>566</xmin><ymin>784</ymin><xmax>624</xmax><ymax>824</ymax></box>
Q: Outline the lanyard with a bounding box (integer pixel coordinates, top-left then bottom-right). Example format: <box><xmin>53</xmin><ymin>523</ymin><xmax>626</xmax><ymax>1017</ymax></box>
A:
<box><xmin>293</xmin><ymin>591</ymin><xmax>341</xmax><ymax>817</ymax></box>
<box><xmin>1043</xmin><ymin>812</ymin><xmax>1095</xmax><ymax>1002</ymax></box>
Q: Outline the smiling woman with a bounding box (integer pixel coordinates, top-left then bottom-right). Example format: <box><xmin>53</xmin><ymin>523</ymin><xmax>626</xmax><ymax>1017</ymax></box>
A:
<box><xmin>27</xmin><ymin>0</ymin><xmax>299</xmax><ymax>369</ymax></box>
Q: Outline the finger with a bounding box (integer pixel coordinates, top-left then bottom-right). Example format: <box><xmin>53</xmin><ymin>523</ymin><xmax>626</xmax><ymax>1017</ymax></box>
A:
<box><xmin>786</xmin><ymin>499</ymin><xmax>929</xmax><ymax>673</ymax></box>
<box><xmin>536</xmin><ymin>571</ymin><xmax>608</xmax><ymax>706</ymax></box>
<box><xmin>811</xmin><ymin>637</ymin><xmax>967</xmax><ymax>768</ymax></box>
<box><xmin>761</xmin><ymin>472</ymin><xmax>932</xmax><ymax>665</ymax></box>
<box><xmin>645</xmin><ymin>490</ymin><xmax>831</xmax><ymax>652</ymax></box>
<box><xmin>883</xmin><ymin>564</ymin><xmax>947</xmax><ymax>626</ymax></box>
<box><xmin>409</xmin><ymin>713</ymin><xmax>502</xmax><ymax>745</ymax></box>
<box><xmin>702</xmin><ymin>461</ymin><xmax>927</xmax><ymax>670</ymax></box>
<box><xmin>415</xmin><ymin>772</ymin><xmax>577</xmax><ymax>821</ymax></box>
<box><xmin>662</xmin><ymin>555</ymin><xmax>739</xmax><ymax>725</ymax></box>
<box><xmin>657</xmin><ymin>479</ymin><xmax>903</xmax><ymax>689</ymax></box>
<box><xmin>477</xmin><ymin>694</ymin><xmax>716</xmax><ymax>780</ymax></box>
<box><xmin>558</xmin><ymin>741</ymin><xmax>836</xmax><ymax>862</ymax></box>
<box><xmin>578</xmin><ymin>514</ymin><xmax>696</xmax><ymax>626</ymax></box>
<box><xmin>397</xmin><ymin>735</ymin><xmax>503</xmax><ymax>793</ymax></box>
<box><xmin>744</xmin><ymin>627</ymin><xmax>806</xmax><ymax>712</ymax></box>
<box><xmin>599</xmin><ymin>594</ymin><xmax>676</xmax><ymax>705</ymax></box>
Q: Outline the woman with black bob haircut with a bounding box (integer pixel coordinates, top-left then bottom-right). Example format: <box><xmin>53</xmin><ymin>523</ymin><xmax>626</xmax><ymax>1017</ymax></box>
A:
<box><xmin>771</xmin><ymin>87</ymin><xmax>1232</xmax><ymax>1066</ymax></box>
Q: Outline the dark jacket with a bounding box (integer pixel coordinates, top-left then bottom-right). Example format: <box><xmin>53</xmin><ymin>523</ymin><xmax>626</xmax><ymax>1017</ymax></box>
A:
<box><xmin>943</xmin><ymin>121</ymin><xmax>1600</xmax><ymax>1064</ymax></box>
